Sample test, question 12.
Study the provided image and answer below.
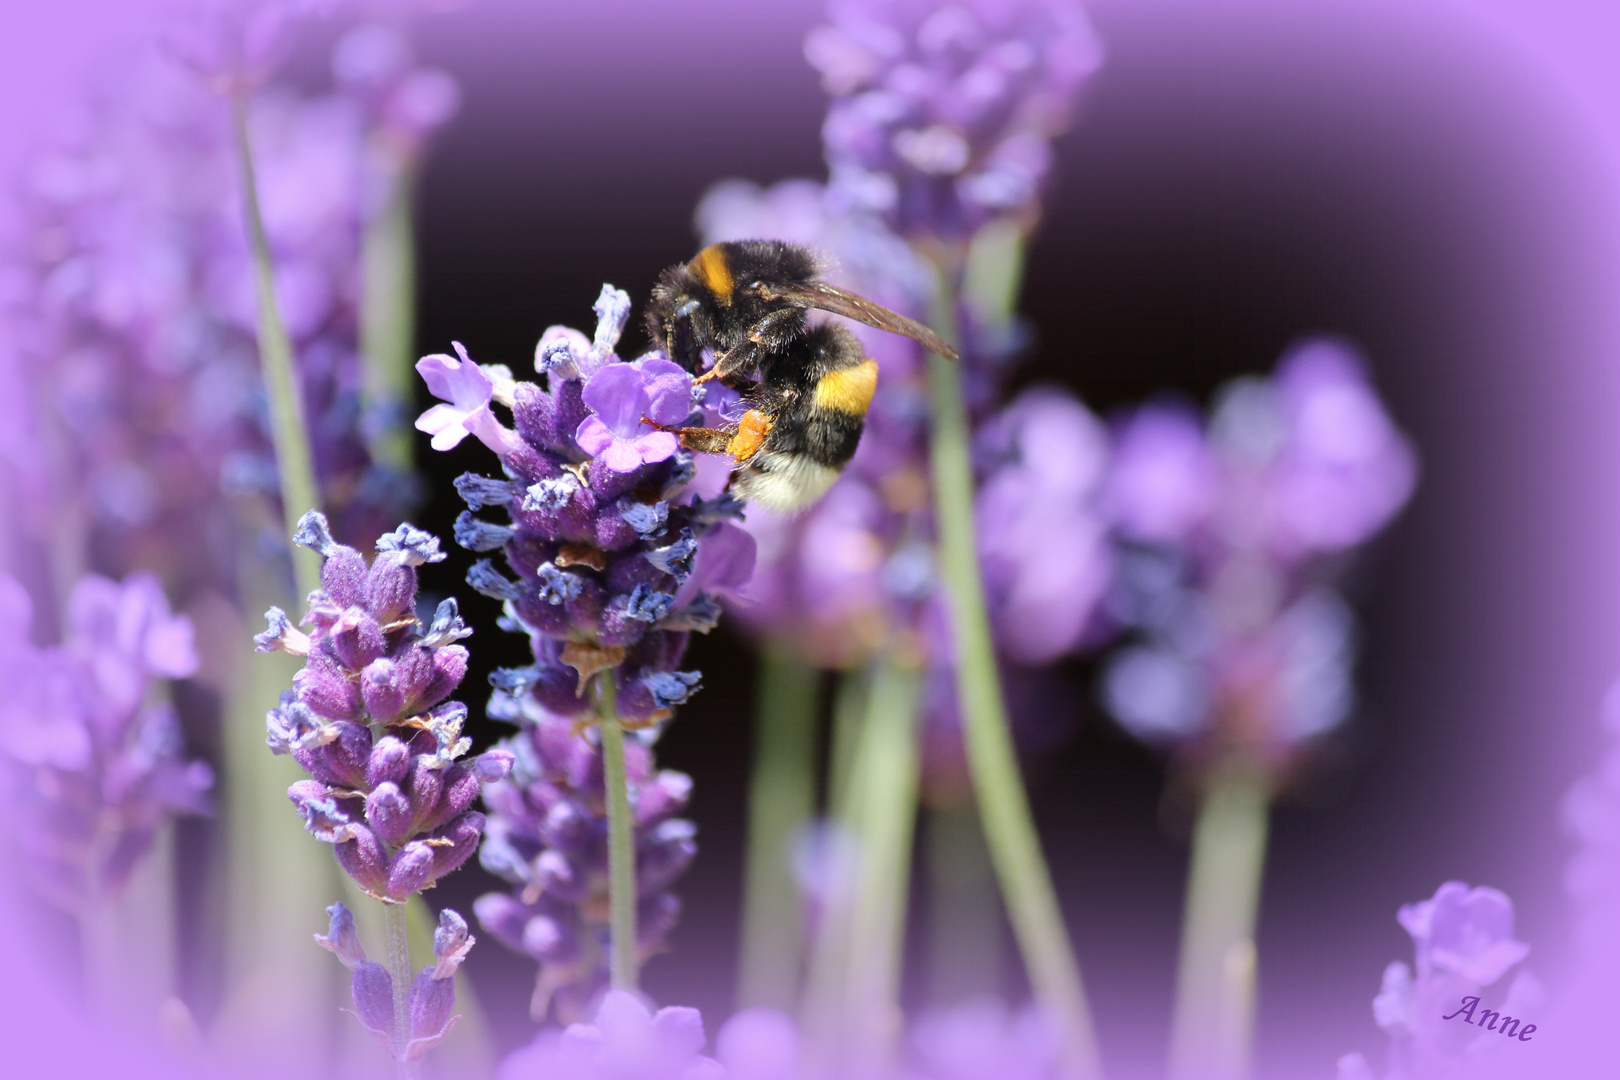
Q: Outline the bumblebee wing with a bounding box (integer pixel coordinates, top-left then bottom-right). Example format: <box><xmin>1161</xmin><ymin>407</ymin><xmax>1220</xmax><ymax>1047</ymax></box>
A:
<box><xmin>762</xmin><ymin>280</ymin><xmax>959</xmax><ymax>361</ymax></box>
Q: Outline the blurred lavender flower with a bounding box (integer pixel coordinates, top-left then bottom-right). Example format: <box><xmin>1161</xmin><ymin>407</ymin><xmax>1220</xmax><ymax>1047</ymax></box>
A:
<box><xmin>1338</xmin><ymin>881</ymin><xmax>1541</xmax><ymax>1079</ymax></box>
<box><xmin>2</xmin><ymin>22</ymin><xmax>457</xmax><ymax>604</ymax></box>
<box><xmin>316</xmin><ymin>901</ymin><xmax>474</xmax><ymax>1063</ymax></box>
<box><xmin>1098</xmin><ymin>340</ymin><xmax>1416</xmax><ymax>760</ymax></box>
<box><xmin>475</xmin><ymin>704</ymin><xmax>696</xmax><ymax>1022</ymax></box>
<box><xmin>807</xmin><ymin>0</ymin><xmax>1102</xmax><ymax>237</ymax></box>
<box><xmin>0</xmin><ymin>573</ymin><xmax>212</xmax><ymax>912</ymax></box>
<box><xmin>497</xmin><ymin>990</ymin><xmax>721</xmax><ymax>1080</ymax></box>
<box><xmin>255</xmin><ymin>511</ymin><xmax>513</xmax><ymax>902</ymax></box>
<box><xmin>422</xmin><ymin>289</ymin><xmax>751</xmax><ymax>1014</ymax></box>
<box><xmin>909</xmin><ymin>996</ymin><xmax>1060</xmax><ymax>1080</ymax></box>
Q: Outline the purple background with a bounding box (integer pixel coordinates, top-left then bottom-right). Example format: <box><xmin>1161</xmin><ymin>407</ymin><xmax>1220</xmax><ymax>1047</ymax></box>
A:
<box><xmin>5</xmin><ymin>2</ymin><xmax>1620</xmax><ymax>1077</ymax></box>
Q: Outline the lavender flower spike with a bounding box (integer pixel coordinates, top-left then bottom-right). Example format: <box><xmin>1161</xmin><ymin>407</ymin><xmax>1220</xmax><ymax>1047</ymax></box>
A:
<box><xmin>0</xmin><ymin>573</ymin><xmax>212</xmax><ymax>912</ymax></box>
<box><xmin>421</xmin><ymin>289</ymin><xmax>748</xmax><ymax>1010</ymax></box>
<box><xmin>497</xmin><ymin>990</ymin><xmax>720</xmax><ymax>1080</ymax></box>
<box><xmin>1343</xmin><ymin>881</ymin><xmax>1542</xmax><ymax>1078</ymax></box>
<box><xmin>260</xmin><ymin>511</ymin><xmax>513</xmax><ymax>904</ymax></box>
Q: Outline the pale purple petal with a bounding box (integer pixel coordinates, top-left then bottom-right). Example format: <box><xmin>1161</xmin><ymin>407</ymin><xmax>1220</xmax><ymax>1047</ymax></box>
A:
<box><xmin>574</xmin><ymin>415</ymin><xmax>616</xmax><ymax>459</ymax></box>
<box><xmin>582</xmin><ymin>363</ymin><xmax>652</xmax><ymax>436</ymax></box>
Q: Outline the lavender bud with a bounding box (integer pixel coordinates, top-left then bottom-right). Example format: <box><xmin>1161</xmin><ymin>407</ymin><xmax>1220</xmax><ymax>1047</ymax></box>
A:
<box><xmin>349</xmin><ymin>961</ymin><xmax>396</xmax><ymax>1040</ymax></box>
<box><xmin>254</xmin><ymin>606</ymin><xmax>310</xmax><ymax>655</ymax></box>
<box><xmin>388</xmin><ymin>842</ymin><xmax>438</xmax><ymax>898</ymax></box>
<box><xmin>467</xmin><ymin>560</ymin><xmax>522</xmax><ymax>601</ymax></box>
<box><xmin>620</xmin><ymin>500</ymin><xmax>669</xmax><ymax>540</ymax></box>
<box><xmin>366</xmin><ymin>783</ymin><xmax>415</xmax><ymax>847</ymax></box>
<box><xmin>376</xmin><ymin>523</ymin><xmax>447</xmax><ymax>566</ymax></box>
<box><xmin>524</xmin><ymin>474</ymin><xmax>580</xmax><ymax>513</ymax></box>
<box><xmin>645</xmin><ymin>671</ymin><xmax>701</xmax><ymax>709</ymax></box>
<box><xmin>293</xmin><ymin>510</ymin><xmax>340</xmax><ymax>557</ymax></box>
<box><xmin>366</xmin><ymin>736</ymin><xmax>412</xmax><ymax>789</ymax></box>
<box><xmin>360</xmin><ymin>659</ymin><xmax>407</xmax><ymax>724</ymax></box>
<box><xmin>472</xmin><ymin>749</ymin><xmax>515</xmax><ymax>784</ymax></box>
<box><xmin>535</xmin><ymin>564</ymin><xmax>583</xmax><ymax>605</ymax></box>
<box><xmin>432</xmin><ymin>908</ymin><xmax>475</xmax><ymax>979</ymax></box>
<box><xmin>454</xmin><ymin>511</ymin><xmax>515</xmax><ymax>552</ymax></box>
<box><xmin>329</xmin><ymin>608</ymin><xmax>386</xmax><ymax>670</ymax></box>
<box><xmin>404</xmin><ymin>970</ymin><xmax>458</xmax><ymax>1060</ymax></box>
<box><xmin>267</xmin><ymin>691</ymin><xmax>338</xmax><ymax>755</ymax></box>
<box><xmin>290</xmin><ymin>784</ymin><xmax>360</xmax><ymax>844</ymax></box>
<box><xmin>645</xmin><ymin>528</ymin><xmax>699</xmax><ymax>584</ymax></box>
<box><xmin>455</xmin><ymin>472</ymin><xmax>521</xmax><ymax>511</ymax></box>
<box><xmin>315</xmin><ymin>902</ymin><xmax>368</xmax><ymax>970</ymax></box>
<box><xmin>623</xmin><ymin>585</ymin><xmax>676</xmax><ymax>623</ymax></box>
<box><xmin>421</xmin><ymin>597</ymin><xmax>474</xmax><ymax>648</ymax></box>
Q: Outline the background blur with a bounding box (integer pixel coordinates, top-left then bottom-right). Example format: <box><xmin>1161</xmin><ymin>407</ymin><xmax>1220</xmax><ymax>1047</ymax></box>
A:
<box><xmin>7</xmin><ymin>2</ymin><xmax>1620</xmax><ymax>1078</ymax></box>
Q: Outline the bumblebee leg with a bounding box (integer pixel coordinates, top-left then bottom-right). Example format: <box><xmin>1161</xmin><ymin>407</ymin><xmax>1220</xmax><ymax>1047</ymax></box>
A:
<box><xmin>694</xmin><ymin>338</ymin><xmax>762</xmax><ymax>385</ymax></box>
<box><xmin>746</xmin><ymin>306</ymin><xmax>803</xmax><ymax>350</ymax></box>
<box><xmin>643</xmin><ymin>417</ymin><xmax>739</xmax><ymax>456</ymax></box>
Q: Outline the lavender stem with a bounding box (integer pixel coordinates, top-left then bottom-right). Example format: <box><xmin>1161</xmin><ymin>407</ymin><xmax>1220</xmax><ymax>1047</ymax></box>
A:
<box><xmin>1167</xmin><ymin>757</ymin><xmax>1269</xmax><ymax>1080</ymax></box>
<box><xmin>799</xmin><ymin>669</ymin><xmax>869</xmax><ymax>1072</ymax></box>
<box><xmin>360</xmin><ymin>158</ymin><xmax>418</xmax><ymax>474</ymax></box>
<box><xmin>229</xmin><ymin>92</ymin><xmax>323</xmax><ymax>600</ymax></box>
<box><xmin>597</xmin><ymin>673</ymin><xmax>638</xmax><ymax>991</ymax></box>
<box><xmin>841</xmin><ymin>656</ymin><xmax>920</xmax><ymax>1073</ymax></box>
<box><xmin>737</xmin><ymin>649</ymin><xmax>819</xmax><ymax>1011</ymax></box>
<box><xmin>385</xmin><ymin>900</ymin><xmax>419</xmax><ymax>1080</ymax></box>
<box><xmin>926</xmin><ymin>800</ymin><xmax>1000</xmax><ymax>1005</ymax></box>
<box><xmin>925</xmin><ymin>263</ymin><xmax>1102</xmax><ymax>1080</ymax></box>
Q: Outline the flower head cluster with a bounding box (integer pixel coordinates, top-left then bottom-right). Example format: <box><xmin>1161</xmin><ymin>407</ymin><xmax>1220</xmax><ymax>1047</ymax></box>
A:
<box><xmin>2</xmin><ymin>23</ymin><xmax>456</xmax><ymax>602</ymax></box>
<box><xmin>316</xmin><ymin>900</ymin><xmax>475</xmax><ymax>1064</ymax></box>
<box><xmin>1338</xmin><ymin>882</ymin><xmax>1541</xmax><ymax>1080</ymax></box>
<box><xmin>255</xmin><ymin>511</ymin><xmax>513</xmax><ymax>902</ymax></box>
<box><xmin>419</xmin><ymin>289</ymin><xmax>752</xmax><ymax>1009</ymax></box>
<box><xmin>475</xmin><ymin>703</ymin><xmax>696</xmax><ymax>1023</ymax></box>
<box><xmin>418</xmin><ymin>288</ymin><xmax>754</xmax><ymax>726</ymax></box>
<box><xmin>0</xmin><ymin>573</ymin><xmax>212</xmax><ymax>912</ymax></box>
<box><xmin>1098</xmin><ymin>340</ymin><xmax>1417</xmax><ymax>761</ymax></box>
<box><xmin>807</xmin><ymin>0</ymin><xmax>1103</xmax><ymax>237</ymax></box>
<box><xmin>498</xmin><ymin>990</ymin><xmax>721</xmax><ymax>1080</ymax></box>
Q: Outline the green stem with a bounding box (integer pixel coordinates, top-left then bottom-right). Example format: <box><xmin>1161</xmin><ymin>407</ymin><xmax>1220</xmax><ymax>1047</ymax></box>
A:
<box><xmin>597</xmin><ymin>674</ymin><xmax>638</xmax><ymax>991</ymax></box>
<box><xmin>230</xmin><ymin>92</ymin><xmax>322</xmax><ymax>600</ymax></box>
<box><xmin>384</xmin><ymin>900</ymin><xmax>419</xmax><ymax>1080</ymax></box>
<box><xmin>360</xmin><ymin>153</ymin><xmax>418</xmax><ymax>474</ymax></box>
<box><xmin>799</xmin><ymin>667</ymin><xmax>868</xmax><ymax>1071</ymax></box>
<box><xmin>926</xmin><ymin>800</ymin><xmax>1001</xmax><ymax>1006</ymax></box>
<box><xmin>737</xmin><ymin>650</ymin><xmax>820</xmax><ymax>1011</ymax></box>
<box><xmin>925</xmin><ymin>269</ymin><xmax>1103</xmax><ymax>1080</ymax></box>
<box><xmin>841</xmin><ymin>657</ymin><xmax>921</xmax><ymax>1074</ymax></box>
<box><xmin>1167</xmin><ymin>758</ymin><xmax>1270</xmax><ymax>1080</ymax></box>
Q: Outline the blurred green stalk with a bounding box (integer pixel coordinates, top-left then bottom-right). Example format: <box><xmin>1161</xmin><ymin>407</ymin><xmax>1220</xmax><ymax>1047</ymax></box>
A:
<box><xmin>925</xmin><ymin>800</ymin><xmax>1001</xmax><ymax>1005</ymax></box>
<box><xmin>799</xmin><ymin>668</ymin><xmax>868</xmax><ymax>1069</ymax></box>
<box><xmin>230</xmin><ymin>93</ymin><xmax>322</xmax><ymax>601</ymax></box>
<box><xmin>925</xmin><ymin>257</ymin><xmax>1102</xmax><ymax>1080</ymax></box>
<box><xmin>1167</xmin><ymin>758</ymin><xmax>1270</xmax><ymax>1080</ymax></box>
<box><xmin>840</xmin><ymin>657</ymin><xmax>920</xmax><ymax>1074</ymax></box>
<box><xmin>597</xmin><ymin>674</ymin><xmax>639</xmax><ymax>991</ymax></box>
<box><xmin>219</xmin><ymin>94</ymin><xmax>342</xmax><ymax>1072</ymax></box>
<box><xmin>360</xmin><ymin>155</ymin><xmax>419</xmax><ymax>475</ymax></box>
<box><xmin>737</xmin><ymin>650</ymin><xmax>820</xmax><ymax>1011</ymax></box>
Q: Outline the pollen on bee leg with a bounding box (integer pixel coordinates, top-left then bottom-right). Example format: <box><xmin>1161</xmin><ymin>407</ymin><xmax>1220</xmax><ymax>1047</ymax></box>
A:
<box><xmin>727</xmin><ymin>410</ymin><xmax>772</xmax><ymax>460</ymax></box>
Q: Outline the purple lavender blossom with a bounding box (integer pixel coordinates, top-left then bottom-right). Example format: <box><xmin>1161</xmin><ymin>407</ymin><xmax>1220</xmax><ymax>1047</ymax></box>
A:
<box><xmin>1098</xmin><ymin>340</ymin><xmax>1416</xmax><ymax>760</ymax></box>
<box><xmin>807</xmin><ymin>0</ymin><xmax>1103</xmax><ymax>237</ymax></box>
<box><xmin>497</xmin><ymin>990</ymin><xmax>721</xmax><ymax>1080</ymax></box>
<box><xmin>0</xmin><ymin>573</ymin><xmax>212</xmax><ymax>912</ymax></box>
<box><xmin>422</xmin><ymin>289</ymin><xmax>750</xmax><ymax>1015</ymax></box>
<box><xmin>316</xmin><ymin>901</ymin><xmax>475</xmax><ymax>1063</ymax></box>
<box><xmin>474</xmin><ymin>703</ymin><xmax>696</xmax><ymax>1023</ymax></box>
<box><xmin>909</xmin><ymin>996</ymin><xmax>1060</xmax><ymax>1080</ymax></box>
<box><xmin>255</xmin><ymin>511</ymin><xmax>513</xmax><ymax>902</ymax></box>
<box><xmin>2</xmin><ymin>26</ymin><xmax>456</xmax><ymax>603</ymax></box>
<box><xmin>1339</xmin><ymin>881</ymin><xmax>1541</xmax><ymax>1079</ymax></box>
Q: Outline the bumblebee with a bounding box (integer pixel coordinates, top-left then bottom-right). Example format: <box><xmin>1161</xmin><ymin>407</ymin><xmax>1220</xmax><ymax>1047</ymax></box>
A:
<box><xmin>644</xmin><ymin>240</ymin><xmax>958</xmax><ymax>512</ymax></box>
